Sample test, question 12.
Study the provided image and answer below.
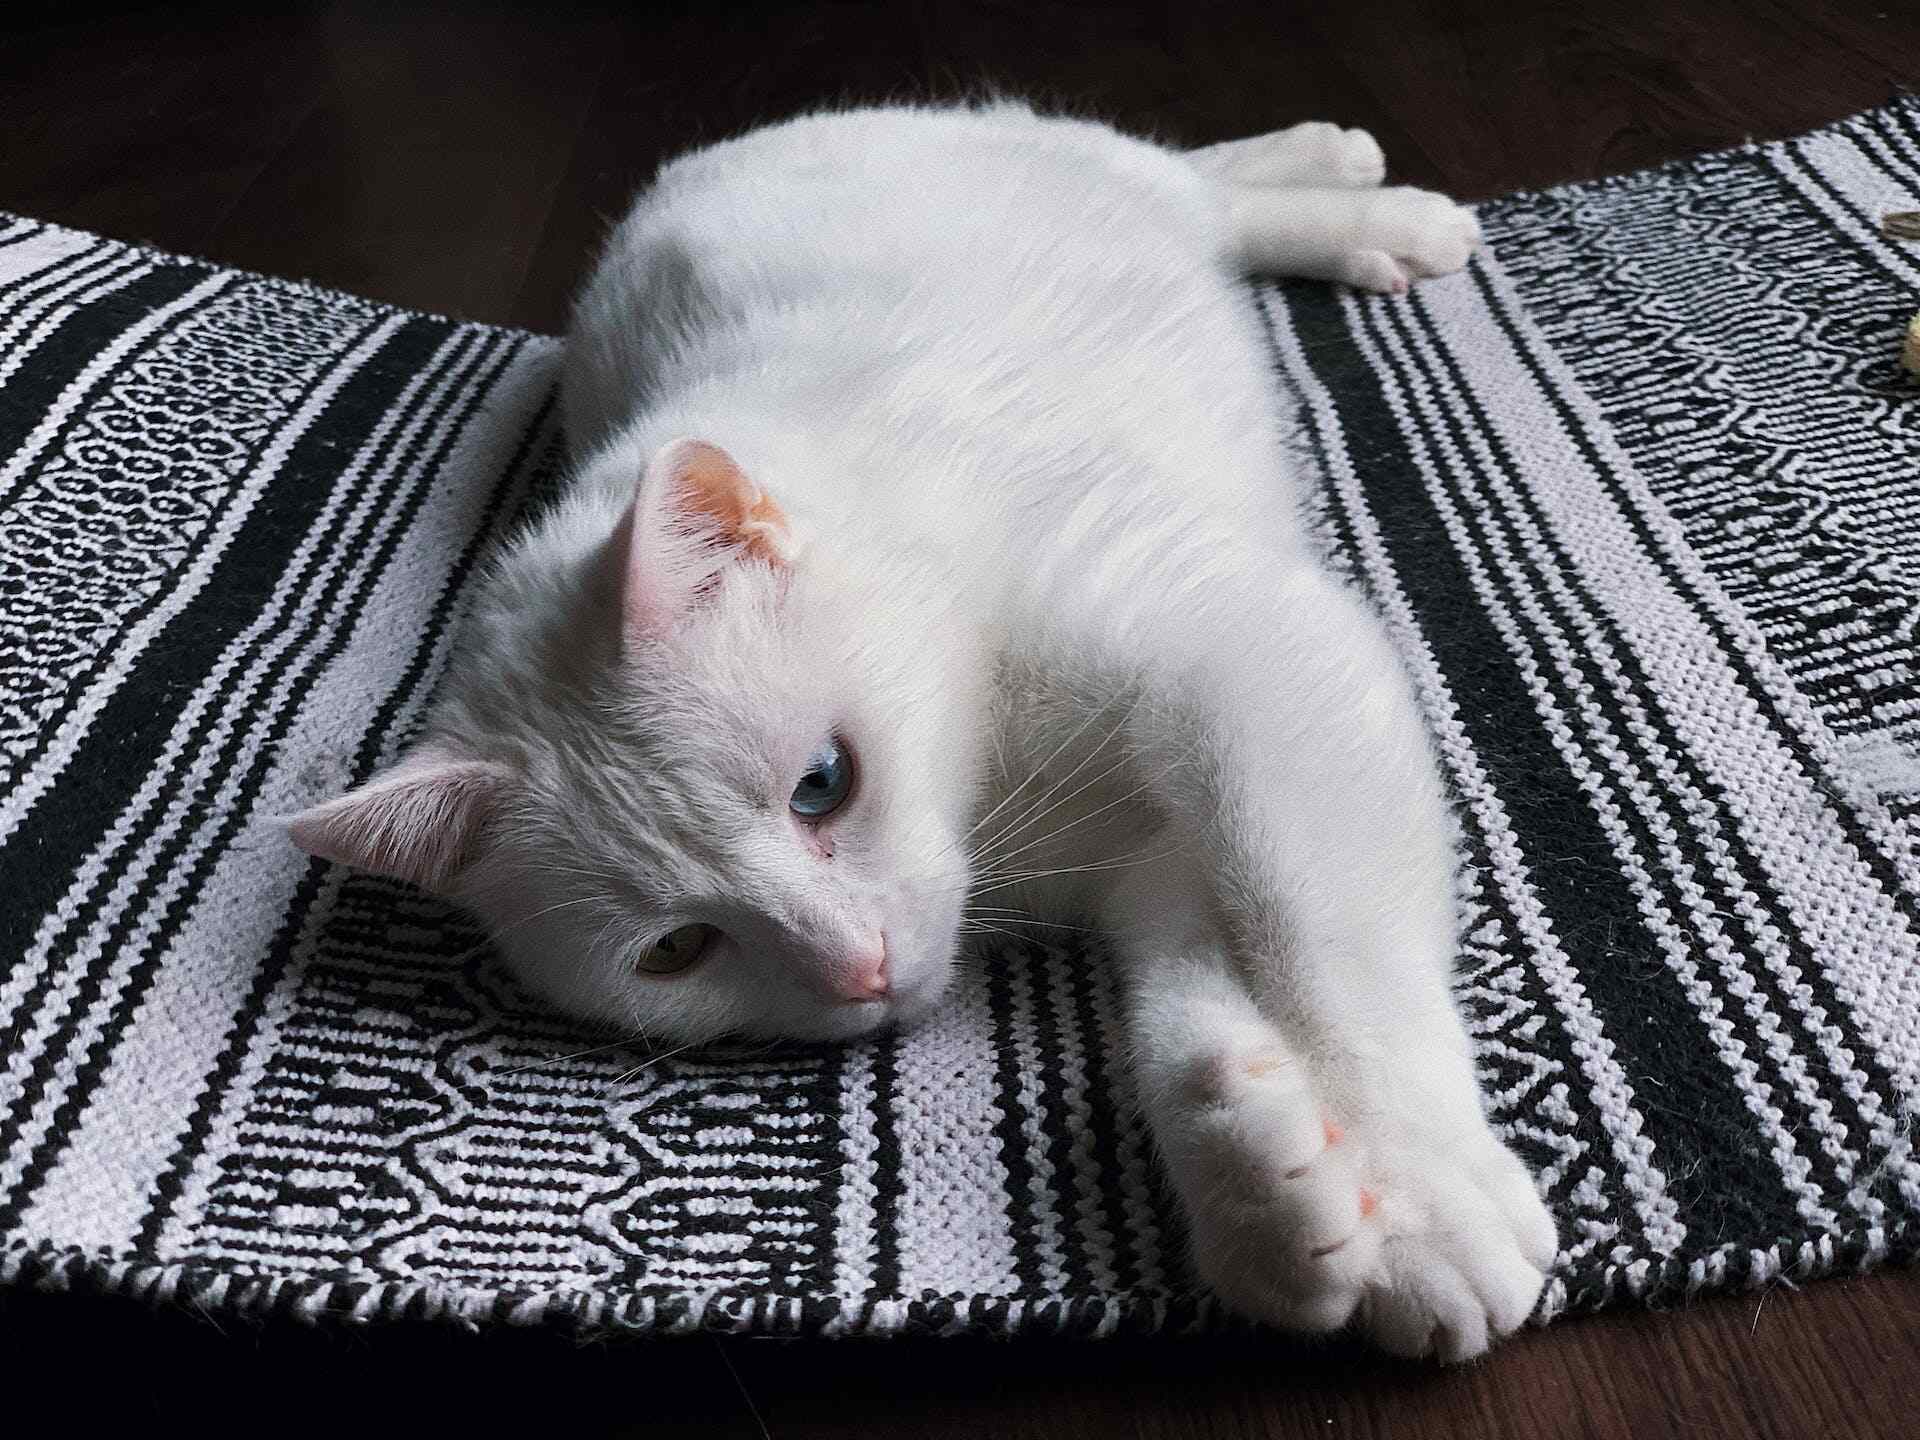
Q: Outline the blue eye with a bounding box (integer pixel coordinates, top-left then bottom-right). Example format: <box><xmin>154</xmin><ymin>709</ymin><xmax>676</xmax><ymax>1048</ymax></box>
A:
<box><xmin>790</xmin><ymin>736</ymin><xmax>854</xmax><ymax>819</ymax></box>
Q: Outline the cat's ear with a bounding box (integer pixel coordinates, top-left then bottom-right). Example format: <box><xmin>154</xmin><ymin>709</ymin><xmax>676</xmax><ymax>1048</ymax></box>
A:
<box><xmin>284</xmin><ymin>749</ymin><xmax>508</xmax><ymax>892</ymax></box>
<box><xmin>617</xmin><ymin>438</ymin><xmax>795</xmax><ymax>636</ymax></box>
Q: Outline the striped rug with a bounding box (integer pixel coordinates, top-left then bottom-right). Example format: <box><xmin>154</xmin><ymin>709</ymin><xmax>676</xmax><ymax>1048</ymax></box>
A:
<box><xmin>4</xmin><ymin>101</ymin><xmax>1919</xmax><ymax>1337</ymax></box>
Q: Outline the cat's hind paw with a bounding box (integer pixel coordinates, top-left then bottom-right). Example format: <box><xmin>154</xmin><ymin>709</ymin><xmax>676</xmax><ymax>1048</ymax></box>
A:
<box><xmin>1352</xmin><ymin>187</ymin><xmax>1482</xmax><ymax>283</ymax></box>
<box><xmin>1202</xmin><ymin>122</ymin><xmax>1387</xmax><ymax>190</ymax></box>
<box><xmin>1319</xmin><ymin>125</ymin><xmax>1388</xmax><ymax>190</ymax></box>
<box><xmin>1333</xmin><ymin>250</ymin><xmax>1413</xmax><ymax>295</ymax></box>
<box><xmin>1190</xmin><ymin>121</ymin><xmax>1390</xmax><ymax>192</ymax></box>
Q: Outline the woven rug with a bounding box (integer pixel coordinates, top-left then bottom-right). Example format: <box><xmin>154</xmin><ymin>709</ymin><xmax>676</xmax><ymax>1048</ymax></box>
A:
<box><xmin>5</xmin><ymin>102</ymin><xmax>1920</xmax><ymax>1339</ymax></box>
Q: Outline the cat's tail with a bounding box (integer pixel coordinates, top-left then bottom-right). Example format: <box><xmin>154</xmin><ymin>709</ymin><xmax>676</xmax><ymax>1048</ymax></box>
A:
<box><xmin>1187</xmin><ymin>122</ymin><xmax>1480</xmax><ymax>295</ymax></box>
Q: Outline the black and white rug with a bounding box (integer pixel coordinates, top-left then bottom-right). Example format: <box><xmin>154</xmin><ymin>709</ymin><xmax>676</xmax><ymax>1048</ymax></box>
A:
<box><xmin>4</xmin><ymin>102</ymin><xmax>1918</xmax><ymax>1337</ymax></box>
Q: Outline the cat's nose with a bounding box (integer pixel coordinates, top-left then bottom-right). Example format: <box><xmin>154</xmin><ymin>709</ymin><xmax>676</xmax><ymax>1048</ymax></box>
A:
<box><xmin>835</xmin><ymin>930</ymin><xmax>890</xmax><ymax>1003</ymax></box>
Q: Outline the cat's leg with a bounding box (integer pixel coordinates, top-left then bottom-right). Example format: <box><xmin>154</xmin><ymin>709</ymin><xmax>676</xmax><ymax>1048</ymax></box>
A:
<box><xmin>1108</xmin><ymin>573</ymin><xmax>1557</xmax><ymax>1359</ymax></box>
<box><xmin>1189</xmin><ymin>122</ymin><xmax>1386</xmax><ymax>190</ymax></box>
<box><xmin>1104</xmin><ymin>855</ymin><xmax>1391</xmax><ymax>1333</ymax></box>
<box><xmin>1221</xmin><ymin>186</ymin><xmax>1480</xmax><ymax>293</ymax></box>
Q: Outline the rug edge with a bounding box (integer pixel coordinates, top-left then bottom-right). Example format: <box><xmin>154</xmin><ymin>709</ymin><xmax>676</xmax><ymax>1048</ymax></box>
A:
<box><xmin>6</xmin><ymin>1219</ymin><xmax>1913</xmax><ymax>1340</ymax></box>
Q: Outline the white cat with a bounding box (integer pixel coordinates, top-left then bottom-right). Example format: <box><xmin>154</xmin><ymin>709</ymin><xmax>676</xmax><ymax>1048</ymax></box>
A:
<box><xmin>289</xmin><ymin>103</ymin><xmax>1556</xmax><ymax>1360</ymax></box>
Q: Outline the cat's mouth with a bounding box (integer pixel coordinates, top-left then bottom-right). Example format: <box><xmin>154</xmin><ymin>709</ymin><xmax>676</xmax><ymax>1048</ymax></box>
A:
<box><xmin>790</xmin><ymin>972</ymin><xmax>949</xmax><ymax>1043</ymax></box>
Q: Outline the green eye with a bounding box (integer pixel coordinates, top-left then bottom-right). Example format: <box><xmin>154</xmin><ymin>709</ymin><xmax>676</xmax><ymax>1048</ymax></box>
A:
<box><xmin>636</xmin><ymin>923</ymin><xmax>715</xmax><ymax>975</ymax></box>
<box><xmin>790</xmin><ymin>735</ymin><xmax>854</xmax><ymax>819</ymax></box>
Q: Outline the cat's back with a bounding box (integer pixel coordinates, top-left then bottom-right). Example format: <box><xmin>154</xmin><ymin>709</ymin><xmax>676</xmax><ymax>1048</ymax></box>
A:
<box><xmin>646</xmin><ymin>102</ymin><xmax>1212</xmax><ymax>273</ymax></box>
<box><xmin>562</xmin><ymin>102</ymin><xmax>1306</xmax><ymax>648</ymax></box>
<box><xmin>563</xmin><ymin>103</ymin><xmax>1234</xmax><ymax>454</ymax></box>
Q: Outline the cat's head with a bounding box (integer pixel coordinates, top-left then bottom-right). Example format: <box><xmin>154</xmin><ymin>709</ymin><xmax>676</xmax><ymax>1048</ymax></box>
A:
<box><xmin>287</xmin><ymin>435</ymin><xmax>988</xmax><ymax>1043</ymax></box>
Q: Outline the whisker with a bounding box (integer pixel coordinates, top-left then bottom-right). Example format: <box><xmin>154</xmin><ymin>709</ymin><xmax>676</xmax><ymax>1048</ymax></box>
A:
<box><xmin>486</xmin><ymin>892</ymin><xmax>606</xmax><ymax>942</ymax></box>
<box><xmin>969</xmin><ymin>735</ymin><xmax>1203</xmax><ymax>880</ymax></box>
<box><xmin>959</xmin><ymin>921</ymin><xmax>1031</xmax><ymax>946</ymax></box>
<box><xmin>966</xmin><ymin>700</ymin><xmax>1140</xmax><ymax>870</ymax></box>
<box><xmin>966</xmin><ymin>836</ymin><xmax>1195</xmax><ymax>897</ymax></box>
<box><xmin>529</xmin><ymin>860</ymin><xmax>626</xmax><ymax>884</ymax></box>
<box><xmin>494</xmin><ymin>1036</ymin><xmax>639</xmax><ymax>1077</ymax></box>
<box><xmin>967</xmin><ymin>756</ymin><xmax>1190</xmax><ymax>902</ymax></box>
<box><xmin>925</xmin><ymin>691</ymin><xmax>1131</xmax><ymax>872</ymax></box>
<box><xmin>967</xmin><ymin>705</ymin><xmax>1203</xmax><ymax>887</ymax></box>
<box><xmin>965</xmin><ymin>914</ymin><xmax>1096</xmax><ymax>934</ymax></box>
<box><xmin>966</xmin><ymin>746</ymin><xmax>1140</xmax><ymax>879</ymax></box>
<box><xmin>963</xmin><ymin>904</ymin><xmax>1096</xmax><ymax>933</ymax></box>
<box><xmin>606</xmin><ymin>1037</ymin><xmax>701</xmax><ymax>1088</ymax></box>
<box><xmin>426</xmin><ymin>940</ymin><xmax>495</xmax><ymax>969</ymax></box>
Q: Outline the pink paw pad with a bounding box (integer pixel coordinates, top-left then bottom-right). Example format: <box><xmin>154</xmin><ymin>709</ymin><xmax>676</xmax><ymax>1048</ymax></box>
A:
<box><xmin>1284</xmin><ymin>1115</ymin><xmax>1346</xmax><ymax>1181</ymax></box>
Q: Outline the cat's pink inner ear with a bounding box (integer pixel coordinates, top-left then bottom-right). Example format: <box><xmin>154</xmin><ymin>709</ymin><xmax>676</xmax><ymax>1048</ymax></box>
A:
<box><xmin>620</xmin><ymin>438</ymin><xmax>795</xmax><ymax>637</ymax></box>
<box><xmin>658</xmin><ymin>438</ymin><xmax>794</xmax><ymax>565</ymax></box>
<box><xmin>285</xmin><ymin>752</ymin><xmax>507</xmax><ymax>893</ymax></box>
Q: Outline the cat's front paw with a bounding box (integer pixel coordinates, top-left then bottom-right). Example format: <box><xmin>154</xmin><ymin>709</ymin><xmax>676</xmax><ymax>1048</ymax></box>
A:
<box><xmin>1351</xmin><ymin>1129</ymin><xmax>1558</xmax><ymax>1361</ymax></box>
<box><xmin>1176</xmin><ymin>1046</ymin><xmax>1556</xmax><ymax>1361</ymax></box>
<box><xmin>1336</xmin><ymin>188</ymin><xmax>1482</xmax><ymax>292</ymax></box>
<box><xmin>1174</xmin><ymin>1047</ymin><xmax>1389</xmax><ymax>1331</ymax></box>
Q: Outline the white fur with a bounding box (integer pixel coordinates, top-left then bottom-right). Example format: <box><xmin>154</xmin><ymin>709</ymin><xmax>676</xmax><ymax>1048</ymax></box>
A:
<box><xmin>291</xmin><ymin>104</ymin><xmax>1553</xmax><ymax>1358</ymax></box>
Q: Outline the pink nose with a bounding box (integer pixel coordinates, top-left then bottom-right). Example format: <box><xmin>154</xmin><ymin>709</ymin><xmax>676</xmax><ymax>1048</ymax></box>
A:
<box><xmin>835</xmin><ymin>931</ymin><xmax>890</xmax><ymax>1003</ymax></box>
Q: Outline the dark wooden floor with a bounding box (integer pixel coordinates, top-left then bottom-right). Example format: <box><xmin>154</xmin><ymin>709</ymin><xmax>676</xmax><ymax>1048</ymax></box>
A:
<box><xmin>5</xmin><ymin>2</ymin><xmax>1920</xmax><ymax>1435</ymax></box>
<box><xmin>1</xmin><ymin>1265</ymin><xmax>1915</xmax><ymax>1438</ymax></box>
